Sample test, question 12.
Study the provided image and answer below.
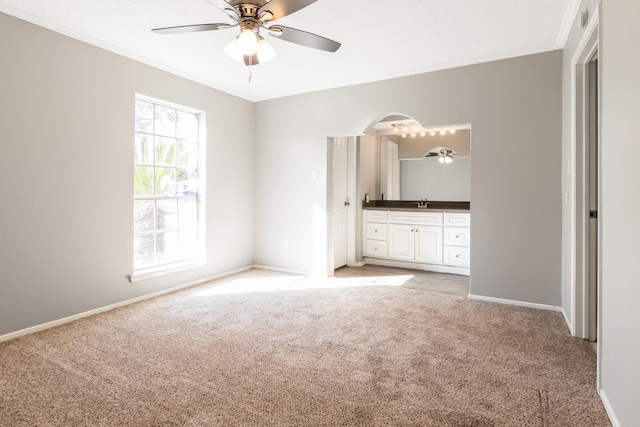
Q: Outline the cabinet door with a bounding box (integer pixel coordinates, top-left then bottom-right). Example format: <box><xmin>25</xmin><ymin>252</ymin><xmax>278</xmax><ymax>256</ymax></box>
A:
<box><xmin>387</xmin><ymin>224</ymin><xmax>415</xmax><ymax>261</ymax></box>
<box><xmin>414</xmin><ymin>226</ymin><xmax>443</xmax><ymax>264</ymax></box>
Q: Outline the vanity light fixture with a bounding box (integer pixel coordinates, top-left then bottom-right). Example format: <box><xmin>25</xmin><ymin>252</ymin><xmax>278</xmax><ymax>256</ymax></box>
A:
<box><xmin>391</xmin><ymin>122</ymin><xmax>427</xmax><ymax>138</ymax></box>
<box><xmin>389</xmin><ymin>123</ymin><xmax>463</xmax><ymax>139</ymax></box>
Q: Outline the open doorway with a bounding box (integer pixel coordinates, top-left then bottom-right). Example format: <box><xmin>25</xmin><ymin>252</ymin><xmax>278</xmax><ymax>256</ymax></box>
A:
<box><xmin>327</xmin><ymin>114</ymin><xmax>472</xmax><ymax>278</ymax></box>
<box><xmin>572</xmin><ymin>9</ymin><xmax>600</xmax><ymax>346</ymax></box>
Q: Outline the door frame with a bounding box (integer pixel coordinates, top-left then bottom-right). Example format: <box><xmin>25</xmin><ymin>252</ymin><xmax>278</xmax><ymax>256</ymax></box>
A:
<box><xmin>326</xmin><ymin>136</ymin><xmax>357</xmax><ymax>274</ymax></box>
<box><xmin>570</xmin><ymin>3</ymin><xmax>601</xmax><ymax>383</ymax></box>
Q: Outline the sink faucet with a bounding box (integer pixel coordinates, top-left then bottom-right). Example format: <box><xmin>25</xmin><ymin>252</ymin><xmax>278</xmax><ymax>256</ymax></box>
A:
<box><xmin>416</xmin><ymin>198</ymin><xmax>430</xmax><ymax>208</ymax></box>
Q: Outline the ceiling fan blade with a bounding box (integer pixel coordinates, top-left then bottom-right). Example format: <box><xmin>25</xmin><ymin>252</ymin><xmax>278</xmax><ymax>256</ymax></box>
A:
<box><xmin>268</xmin><ymin>25</ymin><xmax>340</xmax><ymax>52</ymax></box>
<box><xmin>258</xmin><ymin>0</ymin><xmax>317</xmax><ymax>21</ymax></box>
<box><xmin>152</xmin><ymin>23</ymin><xmax>233</xmax><ymax>34</ymax></box>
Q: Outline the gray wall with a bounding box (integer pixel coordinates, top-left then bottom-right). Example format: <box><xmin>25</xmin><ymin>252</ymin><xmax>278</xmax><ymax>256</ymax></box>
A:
<box><xmin>0</xmin><ymin>13</ymin><xmax>255</xmax><ymax>336</ymax></box>
<box><xmin>599</xmin><ymin>1</ymin><xmax>640</xmax><ymax>424</ymax></box>
<box><xmin>255</xmin><ymin>51</ymin><xmax>563</xmax><ymax>305</ymax></box>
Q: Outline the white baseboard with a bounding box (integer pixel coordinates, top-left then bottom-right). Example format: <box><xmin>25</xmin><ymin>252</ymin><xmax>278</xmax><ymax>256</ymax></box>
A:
<box><xmin>560</xmin><ymin>307</ymin><xmax>574</xmax><ymax>334</ymax></box>
<box><xmin>364</xmin><ymin>257</ymin><xmax>470</xmax><ymax>276</ymax></box>
<box><xmin>348</xmin><ymin>261</ymin><xmax>366</xmax><ymax>267</ymax></box>
<box><xmin>251</xmin><ymin>264</ymin><xmax>311</xmax><ymax>276</ymax></box>
<box><xmin>468</xmin><ymin>294</ymin><xmax>562</xmax><ymax>312</ymax></box>
<box><xmin>598</xmin><ymin>389</ymin><xmax>621</xmax><ymax>427</ymax></box>
<box><xmin>0</xmin><ymin>265</ymin><xmax>253</xmax><ymax>344</ymax></box>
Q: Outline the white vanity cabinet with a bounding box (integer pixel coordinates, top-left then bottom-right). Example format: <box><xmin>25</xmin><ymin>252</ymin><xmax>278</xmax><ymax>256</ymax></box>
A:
<box><xmin>443</xmin><ymin>212</ymin><xmax>471</xmax><ymax>267</ymax></box>
<box><xmin>387</xmin><ymin>212</ymin><xmax>443</xmax><ymax>264</ymax></box>
<box><xmin>363</xmin><ymin>209</ymin><xmax>470</xmax><ymax>275</ymax></box>
<box><xmin>363</xmin><ymin>210</ymin><xmax>388</xmax><ymax>258</ymax></box>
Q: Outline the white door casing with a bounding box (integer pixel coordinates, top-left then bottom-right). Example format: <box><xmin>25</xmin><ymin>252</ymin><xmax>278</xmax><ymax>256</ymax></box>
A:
<box><xmin>570</xmin><ymin>6</ymin><xmax>600</xmax><ymax>346</ymax></box>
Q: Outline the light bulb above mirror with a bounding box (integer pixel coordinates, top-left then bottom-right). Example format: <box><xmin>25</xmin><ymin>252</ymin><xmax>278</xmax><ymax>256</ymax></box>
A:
<box><xmin>390</xmin><ymin>122</ymin><xmax>460</xmax><ymax>139</ymax></box>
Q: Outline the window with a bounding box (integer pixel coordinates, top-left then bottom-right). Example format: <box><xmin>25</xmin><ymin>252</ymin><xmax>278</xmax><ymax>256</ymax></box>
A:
<box><xmin>133</xmin><ymin>96</ymin><xmax>205</xmax><ymax>274</ymax></box>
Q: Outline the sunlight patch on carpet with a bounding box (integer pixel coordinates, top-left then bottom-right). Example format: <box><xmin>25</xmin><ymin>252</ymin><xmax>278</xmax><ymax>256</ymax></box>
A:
<box><xmin>194</xmin><ymin>274</ymin><xmax>414</xmax><ymax>295</ymax></box>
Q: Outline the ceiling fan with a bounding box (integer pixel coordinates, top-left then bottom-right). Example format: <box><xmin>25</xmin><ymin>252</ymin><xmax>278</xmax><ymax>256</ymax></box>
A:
<box><xmin>425</xmin><ymin>147</ymin><xmax>457</xmax><ymax>163</ymax></box>
<box><xmin>152</xmin><ymin>0</ymin><xmax>341</xmax><ymax>67</ymax></box>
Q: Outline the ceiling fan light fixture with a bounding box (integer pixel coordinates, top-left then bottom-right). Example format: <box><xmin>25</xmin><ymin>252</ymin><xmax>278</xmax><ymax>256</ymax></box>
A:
<box><xmin>256</xmin><ymin>36</ymin><xmax>277</xmax><ymax>63</ymax></box>
<box><xmin>238</xmin><ymin>28</ymin><xmax>258</xmax><ymax>55</ymax></box>
<box><xmin>224</xmin><ymin>37</ymin><xmax>244</xmax><ymax>62</ymax></box>
<box><xmin>437</xmin><ymin>148</ymin><xmax>454</xmax><ymax>164</ymax></box>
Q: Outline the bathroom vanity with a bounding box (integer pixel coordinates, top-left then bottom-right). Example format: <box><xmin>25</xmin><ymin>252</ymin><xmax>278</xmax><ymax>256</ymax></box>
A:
<box><xmin>363</xmin><ymin>203</ymin><xmax>470</xmax><ymax>276</ymax></box>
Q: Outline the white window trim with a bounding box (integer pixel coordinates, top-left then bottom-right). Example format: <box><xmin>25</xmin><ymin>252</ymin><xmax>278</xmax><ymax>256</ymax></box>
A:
<box><xmin>129</xmin><ymin>259</ymin><xmax>208</xmax><ymax>283</ymax></box>
<box><xmin>132</xmin><ymin>94</ymin><xmax>207</xmax><ymax>280</ymax></box>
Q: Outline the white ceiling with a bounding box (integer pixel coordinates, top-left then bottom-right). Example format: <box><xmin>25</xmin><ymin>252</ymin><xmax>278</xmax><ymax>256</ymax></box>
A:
<box><xmin>0</xmin><ymin>0</ymin><xmax>579</xmax><ymax>102</ymax></box>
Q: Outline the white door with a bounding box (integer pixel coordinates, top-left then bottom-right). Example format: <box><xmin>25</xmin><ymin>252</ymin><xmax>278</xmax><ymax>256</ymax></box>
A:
<box><xmin>332</xmin><ymin>137</ymin><xmax>349</xmax><ymax>269</ymax></box>
<box><xmin>388</xmin><ymin>224</ymin><xmax>414</xmax><ymax>261</ymax></box>
<box><xmin>415</xmin><ymin>226</ymin><xmax>443</xmax><ymax>264</ymax></box>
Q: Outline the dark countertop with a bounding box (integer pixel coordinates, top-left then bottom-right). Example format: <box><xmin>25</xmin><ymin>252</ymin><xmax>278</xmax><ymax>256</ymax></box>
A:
<box><xmin>362</xmin><ymin>200</ymin><xmax>470</xmax><ymax>212</ymax></box>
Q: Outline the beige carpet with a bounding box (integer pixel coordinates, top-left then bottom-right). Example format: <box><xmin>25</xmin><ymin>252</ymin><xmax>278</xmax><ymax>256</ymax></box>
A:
<box><xmin>0</xmin><ymin>268</ymin><xmax>610</xmax><ymax>426</ymax></box>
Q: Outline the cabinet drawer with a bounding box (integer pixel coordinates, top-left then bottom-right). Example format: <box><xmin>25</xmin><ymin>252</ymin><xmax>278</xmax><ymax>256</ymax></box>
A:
<box><xmin>444</xmin><ymin>212</ymin><xmax>470</xmax><ymax>227</ymax></box>
<box><xmin>366</xmin><ymin>223</ymin><xmax>387</xmax><ymax>240</ymax></box>
<box><xmin>365</xmin><ymin>210</ymin><xmax>388</xmax><ymax>223</ymax></box>
<box><xmin>389</xmin><ymin>211</ymin><xmax>443</xmax><ymax>226</ymax></box>
<box><xmin>443</xmin><ymin>227</ymin><xmax>471</xmax><ymax>247</ymax></box>
<box><xmin>444</xmin><ymin>246</ymin><xmax>470</xmax><ymax>267</ymax></box>
<box><xmin>365</xmin><ymin>240</ymin><xmax>387</xmax><ymax>257</ymax></box>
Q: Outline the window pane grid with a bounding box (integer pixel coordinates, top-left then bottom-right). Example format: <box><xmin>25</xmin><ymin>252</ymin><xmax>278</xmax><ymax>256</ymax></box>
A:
<box><xmin>134</xmin><ymin>98</ymin><xmax>202</xmax><ymax>272</ymax></box>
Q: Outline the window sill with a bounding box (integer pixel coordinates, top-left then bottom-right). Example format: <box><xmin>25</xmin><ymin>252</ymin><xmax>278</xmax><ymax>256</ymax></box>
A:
<box><xmin>130</xmin><ymin>259</ymin><xmax>208</xmax><ymax>283</ymax></box>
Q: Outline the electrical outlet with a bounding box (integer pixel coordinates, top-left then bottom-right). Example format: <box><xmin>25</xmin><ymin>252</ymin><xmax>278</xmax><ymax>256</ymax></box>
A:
<box><xmin>282</xmin><ymin>238</ymin><xmax>288</xmax><ymax>248</ymax></box>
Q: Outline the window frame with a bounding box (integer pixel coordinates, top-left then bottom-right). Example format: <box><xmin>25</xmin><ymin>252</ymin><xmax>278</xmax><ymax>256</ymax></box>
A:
<box><xmin>130</xmin><ymin>94</ymin><xmax>207</xmax><ymax>282</ymax></box>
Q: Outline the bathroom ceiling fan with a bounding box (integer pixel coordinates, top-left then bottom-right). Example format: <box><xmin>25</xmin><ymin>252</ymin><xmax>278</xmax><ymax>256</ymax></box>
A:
<box><xmin>152</xmin><ymin>0</ymin><xmax>341</xmax><ymax>67</ymax></box>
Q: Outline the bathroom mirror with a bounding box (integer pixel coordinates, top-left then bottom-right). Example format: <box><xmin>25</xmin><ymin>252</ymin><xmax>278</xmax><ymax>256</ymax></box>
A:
<box><xmin>379</xmin><ymin>127</ymin><xmax>471</xmax><ymax>201</ymax></box>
